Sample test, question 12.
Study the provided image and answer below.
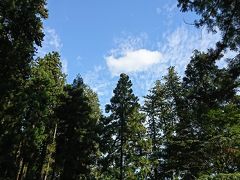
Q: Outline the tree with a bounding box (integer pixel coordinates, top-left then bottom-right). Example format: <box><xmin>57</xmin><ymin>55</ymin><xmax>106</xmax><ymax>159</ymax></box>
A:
<box><xmin>161</xmin><ymin>67</ymin><xmax>183</xmax><ymax>179</ymax></box>
<box><xmin>175</xmin><ymin>1</ymin><xmax>240</xmax><ymax>175</ymax></box>
<box><xmin>103</xmin><ymin>73</ymin><xmax>151</xmax><ymax>179</ymax></box>
<box><xmin>54</xmin><ymin>76</ymin><xmax>101</xmax><ymax>179</ymax></box>
<box><xmin>0</xmin><ymin>0</ymin><xmax>48</xmax><ymax>94</ymax></box>
<box><xmin>0</xmin><ymin>0</ymin><xmax>48</xmax><ymax>178</ymax></box>
<box><xmin>177</xmin><ymin>0</ymin><xmax>240</xmax><ymax>51</ymax></box>
<box><xmin>170</xmin><ymin>50</ymin><xmax>240</xmax><ymax>178</ymax></box>
<box><xmin>24</xmin><ymin>52</ymin><xmax>65</xmax><ymax>179</ymax></box>
<box><xmin>13</xmin><ymin>52</ymin><xmax>65</xmax><ymax>180</ymax></box>
<box><xmin>143</xmin><ymin>80</ymin><xmax>166</xmax><ymax>178</ymax></box>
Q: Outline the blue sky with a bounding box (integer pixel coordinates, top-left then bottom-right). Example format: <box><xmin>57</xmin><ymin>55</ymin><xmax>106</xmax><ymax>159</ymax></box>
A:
<box><xmin>38</xmin><ymin>0</ymin><xmax>226</xmax><ymax>107</ymax></box>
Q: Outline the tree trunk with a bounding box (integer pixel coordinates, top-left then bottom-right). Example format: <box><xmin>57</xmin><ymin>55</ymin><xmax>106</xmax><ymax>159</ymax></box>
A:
<box><xmin>120</xmin><ymin>108</ymin><xmax>125</xmax><ymax>180</ymax></box>
<box><xmin>16</xmin><ymin>159</ymin><xmax>25</xmax><ymax>180</ymax></box>
<box><xmin>44</xmin><ymin>123</ymin><xmax>58</xmax><ymax>180</ymax></box>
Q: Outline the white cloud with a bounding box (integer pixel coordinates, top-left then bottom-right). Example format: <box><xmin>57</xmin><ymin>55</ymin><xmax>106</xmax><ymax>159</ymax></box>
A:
<box><xmin>86</xmin><ymin>26</ymin><xmax>234</xmax><ymax>108</ymax></box>
<box><xmin>106</xmin><ymin>49</ymin><xmax>162</xmax><ymax>76</ymax></box>
<box><xmin>103</xmin><ymin>26</ymin><xmax>223</xmax><ymax>101</ymax></box>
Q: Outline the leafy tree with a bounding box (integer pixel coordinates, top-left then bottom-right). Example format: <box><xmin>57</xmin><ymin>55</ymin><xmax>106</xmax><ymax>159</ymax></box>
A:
<box><xmin>0</xmin><ymin>0</ymin><xmax>48</xmax><ymax>94</ymax></box>
<box><xmin>175</xmin><ymin>0</ymin><xmax>240</xmax><ymax>175</ymax></box>
<box><xmin>23</xmin><ymin>52</ymin><xmax>65</xmax><ymax>179</ymax></box>
<box><xmin>143</xmin><ymin>67</ymin><xmax>182</xmax><ymax>179</ymax></box>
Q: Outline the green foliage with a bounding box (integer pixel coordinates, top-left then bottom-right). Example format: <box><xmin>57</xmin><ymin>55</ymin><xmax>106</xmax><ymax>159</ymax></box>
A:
<box><xmin>0</xmin><ymin>0</ymin><xmax>48</xmax><ymax>98</ymax></box>
<box><xmin>143</xmin><ymin>67</ymin><xmax>182</xmax><ymax>179</ymax></box>
<box><xmin>55</xmin><ymin>76</ymin><xmax>101</xmax><ymax>179</ymax></box>
<box><xmin>102</xmin><ymin>73</ymin><xmax>151</xmax><ymax>179</ymax></box>
<box><xmin>199</xmin><ymin>173</ymin><xmax>240</xmax><ymax>180</ymax></box>
<box><xmin>22</xmin><ymin>52</ymin><xmax>65</xmax><ymax>179</ymax></box>
<box><xmin>177</xmin><ymin>0</ymin><xmax>240</xmax><ymax>51</ymax></box>
<box><xmin>0</xmin><ymin>0</ymin><xmax>47</xmax><ymax>178</ymax></box>
<box><xmin>0</xmin><ymin>0</ymin><xmax>239</xmax><ymax>179</ymax></box>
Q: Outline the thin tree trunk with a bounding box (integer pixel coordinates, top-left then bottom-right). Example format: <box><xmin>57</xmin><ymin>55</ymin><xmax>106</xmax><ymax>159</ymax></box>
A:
<box><xmin>120</xmin><ymin>108</ymin><xmax>125</xmax><ymax>180</ymax></box>
<box><xmin>50</xmin><ymin>162</ymin><xmax>56</xmax><ymax>180</ymax></box>
<box><xmin>152</xmin><ymin>116</ymin><xmax>158</xmax><ymax>178</ymax></box>
<box><xmin>44</xmin><ymin>123</ymin><xmax>58</xmax><ymax>180</ymax></box>
<box><xmin>120</xmin><ymin>134</ymin><xmax>123</xmax><ymax>180</ymax></box>
<box><xmin>15</xmin><ymin>141</ymin><xmax>23</xmax><ymax>180</ymax></box>
<box><xmin>17</xmin><ymin>159</ymin><xmax>25</xmax><ymax>180</ymax></box>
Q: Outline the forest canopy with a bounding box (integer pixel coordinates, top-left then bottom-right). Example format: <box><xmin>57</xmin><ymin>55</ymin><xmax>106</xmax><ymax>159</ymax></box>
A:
<box><xmin>0</xmin><ymin>0</ymin><xmax>239</xmax><ymax>179</ymax></box>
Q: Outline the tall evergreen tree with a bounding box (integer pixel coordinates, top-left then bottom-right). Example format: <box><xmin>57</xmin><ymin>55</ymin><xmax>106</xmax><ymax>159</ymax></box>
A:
<box><xmin>177</xmin><ymin>0</ymin><xmax>240</xmax><ymax>52</ymax></box>
<box><xmin>54</xmin><ymin>76</ymin><xmax>101</xmax><ymax>180</ymax></box>
<box><xmin>143</xmin><ymin>67</ymin><xmax>182</xmax><ymax>179</ymax></box>
<box><xmin>175</xmin><ymin>1</ymin><xmax>240</xmax><ymax>177</ymax></box>
<box><xmin>0</xmin><ymin>0</ymin><xmax>48</xmax><ymax>178</ymax></box>
<box><xmin>170</xmin><ymin>50</ymin><xmax>240</xmax><ymax>178</ymax></box>
<box><xmin>103</xmin><ymin>73</ymin><xmax>151</xmax><ymax>179</ymax></box>
<box><xmin>143</xmin><ymin>80</ymin><xmax>165</xmax><ymax>179</ymax></box>
<box><xmin>161</xmin><ymin>67</ymin><xmax>183</xmax><ymax>179</ymax></box>
<box><xmin>21</xmin><ymin>52</ymin><xmax>65</xmax><ymax>180</ymax></box>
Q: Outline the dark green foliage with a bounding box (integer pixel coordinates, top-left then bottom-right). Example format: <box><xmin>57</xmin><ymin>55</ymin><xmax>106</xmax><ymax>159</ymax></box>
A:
<box><xmin>0</xmin><ymin>0</ymin><xmax>47</xmax><ymax>178</ymax></box>
<box><xmin>22</xmin><ymin>52</ymin><xmax>65</xmax><ymax>179</ymax></box>
<box><xmin>143</xmin><ymin>80</ymin><xmax>165</xmax><ymax>178</ymax></box>
<box><xmin>101</xmin><ymin>73</ymin><xmax>151</xmax><ymax>179</ymax></box>
<box><xmin>199</xmin><ymin>173</ymin><xmax>240</xmax><ymax>180</ymax></box>
<box><xmin>168</xmin><ymin>51</ymin><xmax>240</xmax><ymax>179</ymax></box>
<box><xmin>175</xmin><ymin>2</ymin><xmax>240</xmax><ymax>176</ymax></box>
<box><xmin>0</xmin><ymin>0</ymin><xmax>48</xmax><ymax>102</ymax></box>
<box><xmin>55</xmin><ymin>76</ymin><xmax>100</xmax><ymax>179</ymax></box>
<box><xmin>177</xmin><ymin>0</ymin><xmax>240</xmax><ymax>51</ymax></box>
<box><xmin>0</xmin><ymin>0</ymin><xmax>239</xmax><ymax>179</ymax></box>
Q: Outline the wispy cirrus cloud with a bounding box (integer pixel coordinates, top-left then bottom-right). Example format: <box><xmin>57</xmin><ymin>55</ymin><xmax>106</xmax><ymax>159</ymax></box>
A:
<box><xmin>85</xmin><ymin>25</ymin><xmax>231</xmax><ymax>107</ymax></box>
<box><xmin>156</xmin><ymin>1</ymin><xmax>177</xmax><ymax>14</ymax></box>
<box><xmin>158</xmin><ymin>26</ymin><xmax>221</xmax><ymax>75</ymax></box>
<box><xmin>38</xmin><ymin>27</ymin><xmax>63</xmax><ymax>56</ymax></box>
<box><xmin>37</xmin><ymin>27</ymin><xmax>68</xmax><ymax>74</ymax></box>
<box><xmin>101</xmin><ymin>26</ymin><xmax>223</xmax><ymax>101</ymax></box>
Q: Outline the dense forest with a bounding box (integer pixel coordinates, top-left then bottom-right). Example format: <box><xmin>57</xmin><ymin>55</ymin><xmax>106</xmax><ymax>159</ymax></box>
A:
<box><xmin>0</xmin><ymin>0</ymin><xmax>239</xmax><ymax>179</ymax></box>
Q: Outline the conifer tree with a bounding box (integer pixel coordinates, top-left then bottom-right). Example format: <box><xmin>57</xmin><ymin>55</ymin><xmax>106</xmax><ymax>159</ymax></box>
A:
<box><xmin>103</xmin><ymin>73</ymin><xmax>151</xmax><ymax>179</ymax></box>
<box><xmin>54</xmin><ymin>76</ymin><xmax>101</xmax><ymax>179</ymax></box>
<box><xmin>143</xmin><ymin>80</ymin><xmax>165</xmax><ymax>178</ymax></box>
<box><xmin>143</xmin><ymin>67</ymin><xmax>182</xmax><ymax>179</ymax></box>
<box><xmin>0</xmin><ymin>1</ymin><xmax>48</xmax><ymax>178</ymax></box>
<box><xmin>12</xmin><ymin>52</ymin><xmax>65</xmax><ymax>180</ymax></box>
<box><xmin>161</xmin><ymin>67</ymin><xmax>183</xmax><ymax>179</ymax></box>
<box><xmin>172</xmin><ymin>50</ymin><xmax>240</xmax><ymax>178</ymax></box>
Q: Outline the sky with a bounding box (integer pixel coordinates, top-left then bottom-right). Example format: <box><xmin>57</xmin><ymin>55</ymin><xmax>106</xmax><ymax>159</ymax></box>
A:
<box><xmin>38</xmin><ymin>0</ymin><xmax>228</xmax><ymax>108</ymax></box>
